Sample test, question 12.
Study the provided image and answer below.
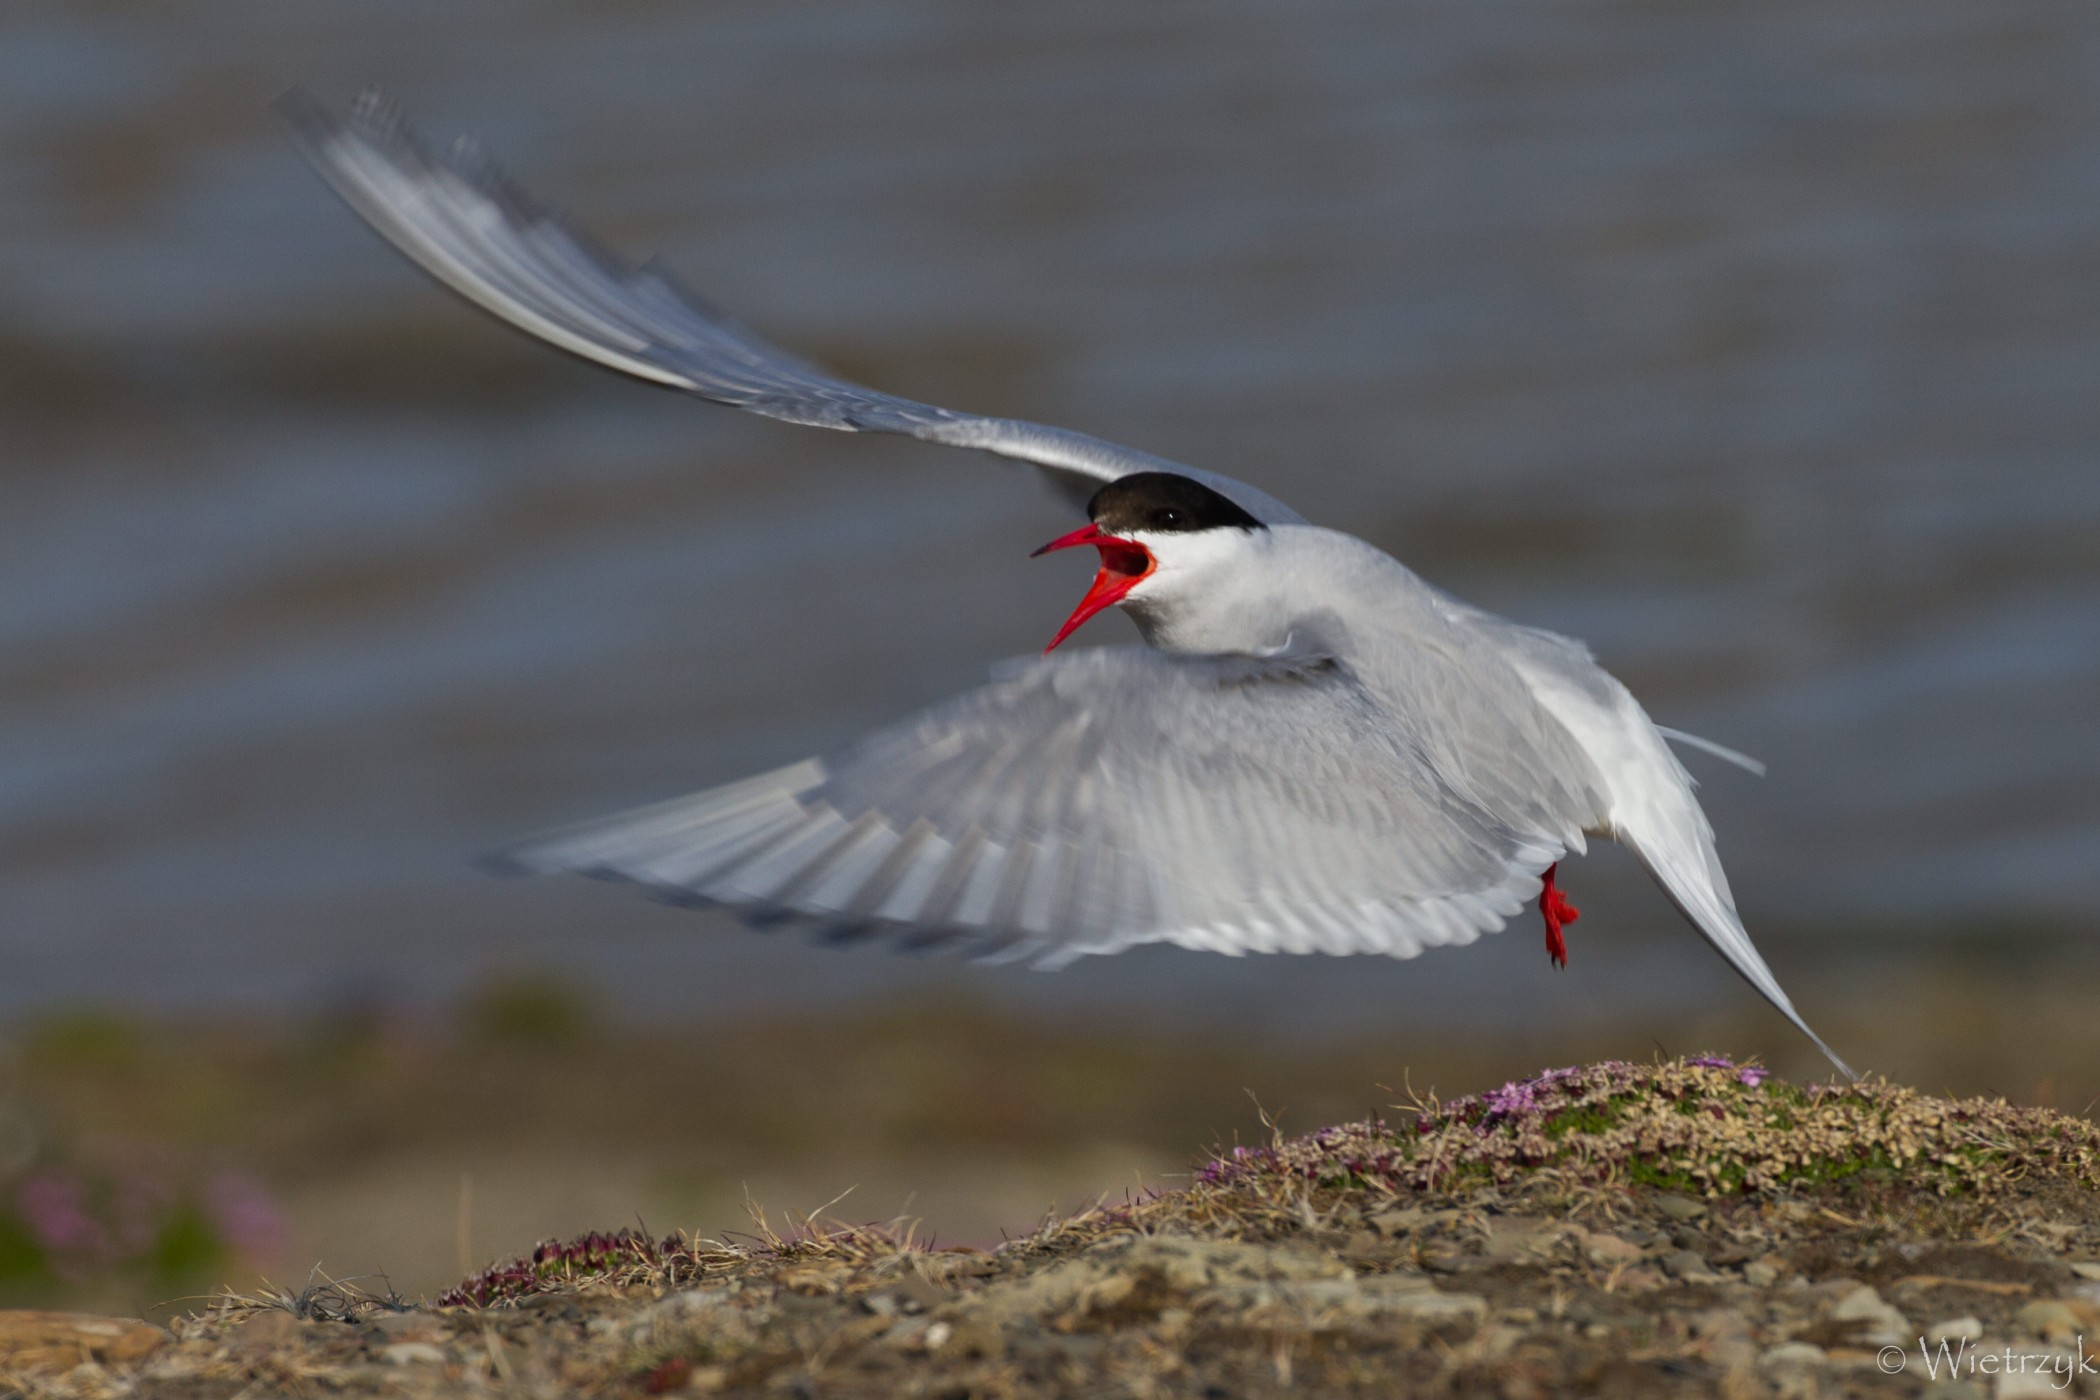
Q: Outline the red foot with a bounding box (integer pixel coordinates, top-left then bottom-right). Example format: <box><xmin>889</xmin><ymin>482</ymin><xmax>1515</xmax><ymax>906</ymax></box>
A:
<box><xmin>1541</xmin><ymin>862</ymin><xmax>1580</xmax><ymax>969</ymax></box>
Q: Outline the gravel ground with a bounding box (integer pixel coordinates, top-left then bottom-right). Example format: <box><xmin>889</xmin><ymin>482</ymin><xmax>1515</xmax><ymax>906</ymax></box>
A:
<box><xmin>6</xmin><ymin>1058</ymin><xmax>2099</xmax><ymax>1399</ymax></box>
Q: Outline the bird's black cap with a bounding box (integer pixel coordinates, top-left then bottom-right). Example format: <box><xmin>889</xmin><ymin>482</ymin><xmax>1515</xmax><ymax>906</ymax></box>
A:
<box><xmin>1087</xmin><ymin>472</ymin><xmax>1265</xmax><ymax>536</ymax></box>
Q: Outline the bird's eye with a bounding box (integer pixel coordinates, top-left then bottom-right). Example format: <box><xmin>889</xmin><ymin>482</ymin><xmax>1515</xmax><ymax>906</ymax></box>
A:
<box><xmin>1158</xmin><ymin>509</ymin><xmax>1184</xmax><ymax>527</ymax></box>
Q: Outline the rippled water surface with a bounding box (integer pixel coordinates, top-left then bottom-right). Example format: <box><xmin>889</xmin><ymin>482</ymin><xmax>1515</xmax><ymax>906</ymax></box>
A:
<box><xmin>1</xmin><ymin>1</ymin><xmax>2095</xmax><ymax>1034</ymax></box>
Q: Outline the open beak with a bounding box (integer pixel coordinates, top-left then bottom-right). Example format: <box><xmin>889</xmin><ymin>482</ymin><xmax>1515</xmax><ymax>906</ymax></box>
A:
<box><xmin>1031</xmin><ymin>523</ymin><xmax>1156</xmax><ymax>652</ymax></box>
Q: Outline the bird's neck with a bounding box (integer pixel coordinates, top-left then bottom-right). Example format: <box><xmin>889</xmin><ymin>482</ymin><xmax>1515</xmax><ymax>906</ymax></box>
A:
<box><xmin>1122</xmin><ymin>528</ymin><xmax>1374</xmax><ymax>655</ymax></box>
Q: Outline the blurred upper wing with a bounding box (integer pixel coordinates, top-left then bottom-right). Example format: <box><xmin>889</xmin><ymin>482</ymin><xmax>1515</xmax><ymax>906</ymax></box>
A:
<box><xmin>279</xmin><ymin>90</ymin><xmax>1302</xmax><ymax>523</ymax></box>
<box><xmin>497</xmin><ymin>646</ymin><xmax>1574</xmax><ymax>966</ymax></box>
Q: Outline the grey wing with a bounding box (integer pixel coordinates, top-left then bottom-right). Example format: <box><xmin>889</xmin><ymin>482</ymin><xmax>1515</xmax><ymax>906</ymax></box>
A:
<box><xmin>278</xmin><ymin>90</ymin><xmax>1302</xmax><ymax>525</ymax></box>
<box><xmin>497</xmin><ymin>647</ymin><xmax>1573</xmax><ymax>965</ymax></box>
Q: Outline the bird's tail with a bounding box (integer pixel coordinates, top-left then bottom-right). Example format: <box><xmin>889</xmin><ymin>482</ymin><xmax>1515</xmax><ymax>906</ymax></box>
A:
<box><xmin>1612</xmin><ymin>745</ymin><xmax>1858</xmax><ymax>1081</ymax></box>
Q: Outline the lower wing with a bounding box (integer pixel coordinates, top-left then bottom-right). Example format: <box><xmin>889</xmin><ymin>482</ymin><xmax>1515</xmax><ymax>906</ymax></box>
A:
<box><xmin>497</xmin><ymin>646</ymin><xmax>1578</xmax><ymax>968</ymax></box>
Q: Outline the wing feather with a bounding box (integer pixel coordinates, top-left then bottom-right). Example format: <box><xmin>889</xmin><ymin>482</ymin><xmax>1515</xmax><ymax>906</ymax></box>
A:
<box><xmin>500</xmin><ymin>646</ymin><xmax>1582</xmax><ymax>964</ymax></box>
<box><xmin>280</xmin><ymin>90</ymin><xmax>1302</xmax><ymax>524</ymax></box>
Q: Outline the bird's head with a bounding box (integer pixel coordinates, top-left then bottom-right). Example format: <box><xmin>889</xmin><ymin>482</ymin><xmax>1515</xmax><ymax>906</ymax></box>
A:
<box><xmin>1031</xmin><ymin>472</ymin><xmax>1268</xmax><ymax>651</ymax></box>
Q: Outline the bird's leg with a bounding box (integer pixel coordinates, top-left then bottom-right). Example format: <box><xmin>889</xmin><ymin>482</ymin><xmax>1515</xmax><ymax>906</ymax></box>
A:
<box><xmin>1540</xmin><ymin>862</ymin><xmax>1580</xmax><ymax>969</ymax></box>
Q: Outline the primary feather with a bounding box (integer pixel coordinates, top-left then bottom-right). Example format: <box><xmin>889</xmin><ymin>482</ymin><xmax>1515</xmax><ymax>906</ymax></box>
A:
<box><xmin>276</xmin><ymin>89</ymin><xmax>1299</xmax><ymax>525</ymax></box>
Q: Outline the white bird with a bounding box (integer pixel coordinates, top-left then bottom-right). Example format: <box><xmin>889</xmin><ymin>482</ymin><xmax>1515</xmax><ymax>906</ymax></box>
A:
<box><xmin>283</xmin><ymin>92</ymin><xmax>1855</xmax><ymax>1079</ymax></box>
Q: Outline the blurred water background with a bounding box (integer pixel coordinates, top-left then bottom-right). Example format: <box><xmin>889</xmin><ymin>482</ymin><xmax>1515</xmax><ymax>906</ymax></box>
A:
<box><xmin>1</xmin><ymin>0</ymin><xmax>2097</xmax><ymax>1307</ymax></box>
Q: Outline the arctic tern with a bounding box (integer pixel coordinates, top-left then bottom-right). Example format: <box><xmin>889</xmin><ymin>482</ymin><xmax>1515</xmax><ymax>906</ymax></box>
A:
<box><xmin>283</xmin><ymin>91</ymin><xmax>1854</xmax><ymax>1078</ymax></box>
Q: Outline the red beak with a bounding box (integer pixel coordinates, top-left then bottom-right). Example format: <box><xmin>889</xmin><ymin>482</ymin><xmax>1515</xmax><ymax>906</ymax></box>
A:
<box><xmin>1031</xmin><ymin>523</ymin><xmax>1156</xmax><ymax>652</ymax></box>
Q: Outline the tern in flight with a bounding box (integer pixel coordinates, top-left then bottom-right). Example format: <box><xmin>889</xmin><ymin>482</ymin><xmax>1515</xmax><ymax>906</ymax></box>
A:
<box><xmin>284</xmin><ymin>92</ymin><xmax>1854</xmax><ymax>1078</ymax></box>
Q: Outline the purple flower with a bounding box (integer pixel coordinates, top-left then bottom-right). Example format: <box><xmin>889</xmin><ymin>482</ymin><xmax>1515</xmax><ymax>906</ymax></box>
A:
<box><xmin>1736</xmin><ymin>1066</ymin><xmax>1770</xmax><ymax>1088</ymax></box>
<box><xmin>17</xmin><ymin>1173</ymin><xmax>112</xmax><ymax>1262</ymax></box>
<box><xmin>1688</xmin><ymin>1055</ymin><xmax>1736</xmax><ymax>1070</ymax></box>
<box><xmin>206</xmin><ymin>1173</ymin><xmax>289</xmax><ymax>1263</ymax></box>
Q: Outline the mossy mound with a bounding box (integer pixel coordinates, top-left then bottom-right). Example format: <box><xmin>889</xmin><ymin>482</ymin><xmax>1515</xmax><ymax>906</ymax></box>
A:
<box><xmin>427</xmin><ymin>1057</ymin><xmax>2100</xmax><ymax>1316</ymax></box>
<box><xmin>1205</xmin><ymin>1055</ymin><xmax>2100</xmax><ymax>1202</ymax></box>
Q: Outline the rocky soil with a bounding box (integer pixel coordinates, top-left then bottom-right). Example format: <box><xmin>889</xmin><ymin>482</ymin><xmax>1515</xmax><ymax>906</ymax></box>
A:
<box><xmin>5</xmin><ymin>1057</ymin><xmax>2099</xmax><ymax>1399</ymax></box>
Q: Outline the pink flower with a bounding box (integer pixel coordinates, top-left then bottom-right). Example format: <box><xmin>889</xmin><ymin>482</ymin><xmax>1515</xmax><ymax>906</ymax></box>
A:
<box><xmin>17</xmin><ymin>1173</ymin><xmax>112</xmax><ymax>1262</ymax></box>
<box><xmin>205</xmin><ymin>1173</ymin><xmax>288</xmax><ymax>1263</ymax></box>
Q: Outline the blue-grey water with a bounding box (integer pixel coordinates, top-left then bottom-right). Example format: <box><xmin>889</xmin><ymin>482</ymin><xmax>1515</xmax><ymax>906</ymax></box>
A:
<box><xmin>1</xmin><ymin>1</ymin><xmax>2096</xmax><ymax>1042</ymax></box>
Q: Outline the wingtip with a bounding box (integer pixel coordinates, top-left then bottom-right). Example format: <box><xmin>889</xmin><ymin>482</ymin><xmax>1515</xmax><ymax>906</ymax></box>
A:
<box><xmin>271</xmin><ymin>86</ymin><xmax>337</xmax><ymax>148</ymax></box>
<box><xmin>275</xmin><ymin>86</ymin><xmax>426</xmax><ymax>168</ymax></box>
<box><xmin>274</xmin><ymin>87</ymin><xmax>392</xmax><ymax>175</ymax></box>
<box><xmin>473</xmin><ymin>847</ymin><xmax>535</xmax><ymax>879</ymax></box>
<box><xmin>1795</xmin><ymin>1022</ymin><xmax>1860</xmax><ymax>1081</ymax></box>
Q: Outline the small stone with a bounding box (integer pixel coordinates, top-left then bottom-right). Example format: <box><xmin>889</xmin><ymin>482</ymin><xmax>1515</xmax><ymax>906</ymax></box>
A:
<box><xmin>890</xmin><ymin>1271</ymin><xmax>951</xmax><ymax>1314</ymax></box>
<box><xmin>1341</xmin><ymin>1229</ymin><xmax>1384</xmax><ymax>1259</ymax></box>
<box><xmin>777</xmin><ymin>1267</ymin><xmax>840</xmax><ymax>1295</ymax></box>
<box><xmin>230</xmin><ymin>1309</ymin><xmax>304</xmax><ymax>1351</ymax></box>
<box><xmin>2069</xmin><ymin>1262</ymin><xmax>2100</xmax><ymax>1282</ymax></box>
<box><xmin>1583</xmin><ymin>1232</ymin><xmax>1644</xmax><ymax>1267</ymax></box>
<box><xmin>1662</xmin><ymin>1250</ymin><xmax>1711</xmax><ymax>1280</ymax></box>
<box><xmin>1372</xmin><ymin>1285</ymin><xmax>1487</xmax><ymax>1324</ymax></box>
<box><xmin>1742</xmin><ymin>1261</ymin><xmax>1780</xmax><ymax>1288</ymax></box>
<box><xmin>1926</xmin><ymin>1315</ymin><xmax>1982</xmax><ymax>1343</ymax></box>
<box><xmin>1482</xmin><ymin>1216</ymin><xmax>1572</xmax><ymax>1263</ymax></box>
<box><xmin>2013</xmin><ymin>1299</ymin><xmax>2081</xmax><ymax>1343</ymax></box>
<box><xmin>1689</xmin><ymin>1307</ymin><xmax>1750</xmax><ymax>1339</ymax></box>
<box><xmin>1830</xmin><ymin>1285</ymin><xmax>1910</xmax><ymax>1347</ymax></box>
<box><xmin>1654</xmin><ymin>1194</ymin><xmax>1707</xmax><ymax>1222</ymax></box>
<box><xmin>1707</xmin><ymin>1240</ymin><xmax>1753</xmax><ymax>1267</ymax></box>
<box><xmin>1076</xmin><ymin>1274</ymin><xmax>1135</xmax><ymax>1314</ymax></box>
<box><xmin>514</xmin><ymin>1292</ymin><xmax>575</xmax><ymax>1314</ymax></box>
<box><xmin>1370</xmin><ymin>1207</ymin><xmax>1424</xmax><ymax>1236</ymax></box>
<box><xmin>1478</xmin><ymin>1324</ymin><xmax>1523</xmax><ymax>1359</ymax></box>
<box><xmin>368</xmin><ymin>1312</ymin><xmax>444</xmax><ymax>1343</ymax></box>
<box><xmin>1759</xmin><ymin>1341</ymin><xmax>1827</xmax><ymax>1369</ymax></box>
<box><xmin>381</xmin><ymin>1341</ymin><xmax>447</xmax><ymax>1366</ymax></box>
<box><xmin>1998</xmin><ymin>1363</ymin><xmax>2077</xmax><ymax>1400</ymax></box>
<box><xmin>835</xmin><ymin>1313</ymin><xmax>893</xmax><ymax>1348</ymax></box>
<box><xmin>0</xmin><ymin>1311</ymin><xmax>170</xmax><ymax>1374</ymax></box>
<box><xmin>1708</xmin><ymin>1336</ymin><xmax>1759</xmax><ymax>1371</ymax></box>
<box><xmin>930</xmin><ymin>1315</ymin><xmax>1004</xmax><ymax>1359</ymax></box>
